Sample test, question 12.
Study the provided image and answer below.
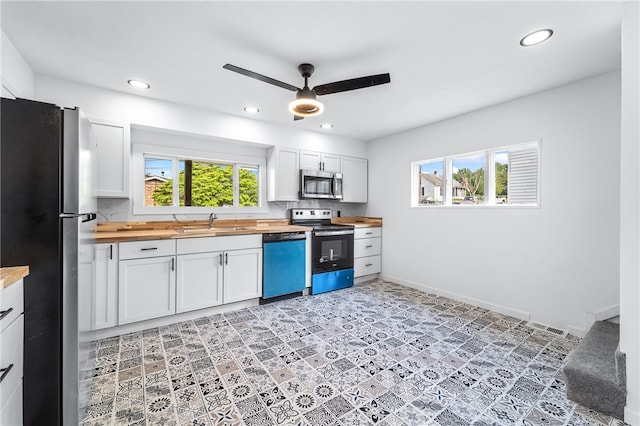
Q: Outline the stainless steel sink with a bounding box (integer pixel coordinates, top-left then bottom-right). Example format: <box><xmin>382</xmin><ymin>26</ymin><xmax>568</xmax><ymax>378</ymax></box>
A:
<box><xmin>177</xmin><ymin>226</ymin><xmax>252</xmax><ymax>234</ymax></box>
<box><xmin>177</xmin><ymin>227</ymin><xmax>216</xmax><ymax>234</ymax></box>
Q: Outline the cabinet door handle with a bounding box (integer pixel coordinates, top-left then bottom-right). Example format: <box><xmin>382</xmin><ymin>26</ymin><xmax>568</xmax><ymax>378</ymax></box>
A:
<box><xmin>0</xmin><ymin>364</ymin><xmax>13</xmax><ymax>383</ymax></box>
<box><xmin>0</xmin><ymin>307</ymin><xmax>14</xmax><ymax>321</ymax></box>
<box><xmin>219</xmin><ymin>253</ymin><xmax>223</xmax><ymax>265</ymax></box>
<box><xmin>170</xmin><ymin>258</ymin><xmax>175</xmax><ymax>271</ymax></box>
<box><xmin>140</xmin><ymin>247</ymin><xmax>158</xmax><ymax>251</ymax></box>
<box><xmin>109</xmin><ymin>244</ymin><xmax>113</xmax><ymax>260</ymax></box>
<box><xmin>225</xmin><ymin>253</ymin><xmax>228</xmax><ymax>265</ymax></box>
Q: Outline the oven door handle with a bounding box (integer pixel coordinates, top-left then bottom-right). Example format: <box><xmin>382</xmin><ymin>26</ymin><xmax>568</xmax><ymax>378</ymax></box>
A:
<box><xmin>314</xmin><ymin>230</ymin><xmax>354</xmax><ymax>237</ymax></box>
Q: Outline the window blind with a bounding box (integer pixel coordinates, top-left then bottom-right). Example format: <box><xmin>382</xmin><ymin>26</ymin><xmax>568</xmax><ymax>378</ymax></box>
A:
<box><xmin>507</xmin><ymin>147</ymin><xmax>538</xmax><ymax>205</ymax></box>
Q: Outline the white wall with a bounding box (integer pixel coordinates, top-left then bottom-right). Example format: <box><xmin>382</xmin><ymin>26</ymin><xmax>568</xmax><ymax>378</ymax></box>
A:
<box><xmin>34</xmin><ymin>75</ymin><xmax>368</xmax><ymax>221</ymax></box>
<box><xmin>619</xmin><ymin>2</ymin><xmax>639</xmax><ymax>424</ymax></box>
<box><xmin>35</xmin><ymin>75</ymin><xmax>367</xmax><ymax>156</ymax></box>
<box><xmin>1</xmin><ymin>29</ymin><xmax>35</xmax><ymax>98</ymax></box>
<box><xmin>367</xmin><ymin>71</ymin><xmax>621</xmax><ymax>335</ymax></box>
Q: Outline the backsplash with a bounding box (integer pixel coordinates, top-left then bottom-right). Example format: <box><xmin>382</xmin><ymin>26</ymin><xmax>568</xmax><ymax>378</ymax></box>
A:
<box><xmin>96</xmin><ymin>198</ymin><xmax>366</xmax><ymax>223</ymax></box>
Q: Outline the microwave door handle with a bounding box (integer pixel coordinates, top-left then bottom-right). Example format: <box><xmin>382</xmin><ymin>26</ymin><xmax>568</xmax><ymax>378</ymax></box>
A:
<box><xmin>332</xmin><ymin>174</ymin><xmax>338</xmax><ymax>197</ymax></box>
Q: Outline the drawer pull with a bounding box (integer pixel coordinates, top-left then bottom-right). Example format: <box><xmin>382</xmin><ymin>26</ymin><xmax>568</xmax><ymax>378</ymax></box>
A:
<box><xmin>140</xmin><ymin>247</ymin><xmax>158</xmax><ymax>251</ymax></box>
<box><xmin>365</xmin><ymin>232</ymin><xmax>373</xmax><ymax>235</ymax></box>
<box><xmin>0</xmin><ymin>364</ymin><xmax>13</xmax><ymax>383</ymax></box>
<box><xmin>365</xmin><ymin>263</ymin><xmax>373</xmax><ymax>267</ymax></box>
<box><xmin>0</xmin><ymin>307</ymin><xmax>14</xmax><ymax>321</ymax></box>
<box><xmin>365</xmin><ymin>245</ymin><xmax>373</xmax><ymax>248</ymax></box>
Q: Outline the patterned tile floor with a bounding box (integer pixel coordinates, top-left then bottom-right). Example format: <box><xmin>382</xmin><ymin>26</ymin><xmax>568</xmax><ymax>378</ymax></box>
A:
<box><xmin>80</xmin><ymin>279</ymin><xmax>629</xmax><ymax>426</ymax></box>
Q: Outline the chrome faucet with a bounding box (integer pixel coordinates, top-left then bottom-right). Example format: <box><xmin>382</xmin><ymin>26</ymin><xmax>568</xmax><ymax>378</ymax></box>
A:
<box><xmin>208</xmin><ymin>213</ymin><xmax>217</xmax><ymax>229</ymax></box>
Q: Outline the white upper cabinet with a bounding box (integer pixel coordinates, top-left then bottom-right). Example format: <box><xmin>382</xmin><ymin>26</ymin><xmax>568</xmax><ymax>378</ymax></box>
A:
<box><xmin>300</xmin><ymin>150</ymin><xmax>340</xmax><ymax>172</ymax></box>
<box><xmin>267</xmin><ymin>146</ymin><xmax>299</xmax><ymax>201</ymax></box>
<box><xmin>341</xmin><ymin>156</ymin><xmax>368</xmax><ymax>203</ymax></box>
<box><xmin>92</xmin><ymin>120</ymin><xmax>130</xmax><ymax>198</ymax></box>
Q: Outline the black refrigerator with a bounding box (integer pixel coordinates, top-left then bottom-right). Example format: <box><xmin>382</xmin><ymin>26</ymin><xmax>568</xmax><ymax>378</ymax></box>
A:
<box><xmin>1</xmin><ymin>97</ymin><xmax>97</xmax><ymax>425</ymax></box>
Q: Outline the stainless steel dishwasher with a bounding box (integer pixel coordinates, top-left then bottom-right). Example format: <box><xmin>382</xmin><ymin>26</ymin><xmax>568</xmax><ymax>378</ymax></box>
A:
<box><xmin>261</xmin><ymin>231</ymin><xmax>306</xmax><ymax>302</ymax></box>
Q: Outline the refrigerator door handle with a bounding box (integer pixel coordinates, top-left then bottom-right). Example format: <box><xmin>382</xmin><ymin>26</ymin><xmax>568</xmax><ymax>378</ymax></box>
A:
<box><xmin>60</xmin><ymin>212</ymin><xmax>83</xmax><ymax>219</ymax></box>
<box><xmin>60</xmin><ymin>212</ymin><xmax>97</xmax><ymax>222</ymax></box>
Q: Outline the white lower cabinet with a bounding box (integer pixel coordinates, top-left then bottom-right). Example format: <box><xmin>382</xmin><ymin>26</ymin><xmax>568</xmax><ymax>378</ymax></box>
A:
<box><xmin>176</xmin><ymin>252</ymin><xmax>223</xmax><ymax>313</ymax></box>
<box><xmin>92</xmin><ymin>243</ymin><xmax>118</xmax><ymax>330</ymax></box>
<box><xmin>119</xmin><ymin>255</ymin><xmax>176</xmax><ymax>324</ymax></box>
<box><xmin>118</xmin><ymin>239</ymin><xmax>177</xmax><ymax>325</ymax></box>
<box><xmin>176</xmin><ymin>235</ymin><xmax>262</xmax><ymax>309</ymax></box>
<box><xmin>223</xmin><ymin>248</ymin><xmax>262</xmax><ymax>303</ymax></box>
<box><xmin>176</xmin><ymin>248</ymin><xmax>262</xmax><ymax>311</ymax></box>
<box><xmin>111</xmin><ymin>235</ymin><xmax>262</xmax><ymax>326</ymax></box>
<box><xmin>354</xmin><ymin>227</ymin><xmax>382</xmax><ymax>278</ymax></box>
<box><xmin>1</xmin><ymin>278</ymin><xmax>24</xmax><ymax>425</ymax></box>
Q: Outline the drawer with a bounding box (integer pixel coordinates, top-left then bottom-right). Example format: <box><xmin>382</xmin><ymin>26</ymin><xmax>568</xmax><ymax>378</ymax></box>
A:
<box><xmin>354</xmin><ymin>238</ymin><xmax>382</xmax><ymax>257</ymax></box>
<box><xmin>0</xmin><ymin>280</ymin><xmax>23</xmax><ymax>334</ymax></box>
<box><xmin>0</xmin><ymin>314</ymin><xmax>24</xmax><ymax>410</ymax></box>
<box><xmin>0</xmin><ymin>379</ymin><xmax>22</xmax><ymax>426</ymax></box>
<box><xmin>355</xmin><ymin>227</ymin><xmax>381</xmax><ymax>239</ymax></box>
<box><xmin>354</xmin><ymin>256</ymin><xmax>381</xmax><ymax>278</ymax></box>
<box><xmin>177</xmin><ymin>235</ymin><xmax>262</xmax><ymax>255</ymax></box>
<box><xmin>119</xmin><ymin>239</ymin><xmax>176</xmax><ymax>260</ymax></box>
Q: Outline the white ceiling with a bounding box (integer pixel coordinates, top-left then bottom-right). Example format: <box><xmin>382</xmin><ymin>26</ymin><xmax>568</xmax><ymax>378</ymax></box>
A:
<box><xmin>1</xmin><ymin>1</ymin><xmax>623</xmax><ymax>141</ymax></box>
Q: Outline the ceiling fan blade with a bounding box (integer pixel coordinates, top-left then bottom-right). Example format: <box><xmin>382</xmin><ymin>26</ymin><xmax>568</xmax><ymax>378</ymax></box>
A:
<box><xmin>223</xmin><ymin>64</ymin><xmax>300</xmax><ymax>92</ymax></box>
<box><xmin>313</xmin><ymin>73</ymin><xmax>391</xmax><ymax>96</ymax></box>
<box><xmin>294</xmin><ymin>115</ymin><xmax>304</xmax><ymax>121</ymax></box>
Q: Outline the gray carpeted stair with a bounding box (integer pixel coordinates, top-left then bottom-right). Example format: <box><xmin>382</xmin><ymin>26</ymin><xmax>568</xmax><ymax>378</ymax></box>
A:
<box><xmin>563</xmin><ymin>321</ymin><xmax>626</xmax><ymax>420</ymax></box>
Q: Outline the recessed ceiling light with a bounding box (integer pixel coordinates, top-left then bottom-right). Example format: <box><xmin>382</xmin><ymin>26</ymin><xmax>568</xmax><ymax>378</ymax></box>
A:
<box><xmin>320</xmin><ymin>123</ymin><xmax>333</xmax><ymax>129</ymax></box>
<box><xmin>520</xmin><ymin>29</ymin><xmax>553</xmax><ymax>47</ymax></box>
<box><xmin>243</xmin><ymin>106</ymin><xmax>260</xmax><ymax>113</ymax></box>
<box><xmin>127</xmin><ymin>79</ymin><xmax>150</xmax><ymax>89</ymax></box>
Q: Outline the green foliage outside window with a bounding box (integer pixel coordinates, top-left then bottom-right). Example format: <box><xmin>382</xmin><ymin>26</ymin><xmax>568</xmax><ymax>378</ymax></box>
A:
<box><xmin>495</xmin><ymin>162</ymin><xmax>508</xmax><ymax>196</ymax></box>
<box><xmin>151</xmin><ymin>161</ymin><xmax>258</xmax><ymax>207</ymax></box>
<box><xmin>454</xmin><ymin>167</ymin><xmax>485</xmax><ymax>197</ymax></box>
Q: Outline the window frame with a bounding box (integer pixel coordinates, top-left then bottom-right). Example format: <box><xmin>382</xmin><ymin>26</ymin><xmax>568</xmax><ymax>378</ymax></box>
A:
<box><xmin>132</xmin><ymin>142</ymin><xmax>267</xmax><ymax>215</ymax></box>
<box><xmin>411</xmin><ymin>141</ymin><xmax>540</xmax><ymax>208</ymax></box>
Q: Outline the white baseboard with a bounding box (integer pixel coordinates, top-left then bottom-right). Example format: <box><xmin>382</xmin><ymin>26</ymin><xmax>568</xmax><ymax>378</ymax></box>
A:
<box><xmin>566</xmin><ymin>325</ymin><xmax>587</xmax><ymax>338</ymax></box>
<box><xmin>87</xmin><ymin>299</ymin><xmax>259</xmax><ymax>340</ymax></box>
<box><xmin>624</xmin><ymin>406</ymin><xmax>640</xmax><ymax>426</ymax></box>
<box><xmin>568</xmin><ymin>305</ymin><xmax>622</xmax><ymax>337</ymax></box>
<box><xmin>379</xmin><ymin>274</ymin><xmax>530</xmax><ymax>322</ymax></box>
<box><xmin>587</xmin><ymin>304</ymin><xmax>621</xmax><ymax>322</ymax></box>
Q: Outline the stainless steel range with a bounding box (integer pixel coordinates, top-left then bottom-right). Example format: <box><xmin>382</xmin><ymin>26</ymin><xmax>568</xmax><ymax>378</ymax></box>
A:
<box><xmin>290</xmin><ymin>208</ymin><xmax>354</xmax><ymax>294</ymax></box>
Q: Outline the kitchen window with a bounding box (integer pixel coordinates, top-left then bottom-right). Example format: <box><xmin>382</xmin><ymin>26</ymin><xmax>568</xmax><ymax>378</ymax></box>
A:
<box><xmin>412</xmin><ymin>141</ymin><xmax>539</xmax><ymax>207</ymax></box>
<box><xmin>133</xmin><ymin>142</ymin><xmax>266</xmax><ymax>214</ymax></box>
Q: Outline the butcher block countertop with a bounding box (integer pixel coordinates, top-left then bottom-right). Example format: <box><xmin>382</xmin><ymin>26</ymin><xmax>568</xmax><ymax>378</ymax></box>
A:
<box><xmin>332</xmin><ymin>216</ymin><xmax>383</xmax><ymax>228</ymax></box>
<box><xmin>95</xmin><ymin>219</ymin><xmax>312</xmax><ymax>243</ymax></box>
<box><xmin>95</xmin><ymin>216</ymin><xmax>382</xmax><ymax>243</ymax></box>
<box><xmin>0</xmin><ymin>266</ymin><xmax>29</xmax><ymax>288</ymax></box>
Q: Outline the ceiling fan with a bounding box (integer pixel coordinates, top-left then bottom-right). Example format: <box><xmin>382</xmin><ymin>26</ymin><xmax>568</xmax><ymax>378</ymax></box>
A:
<box><xmin>223</xmin><ymin>63</ymin><xmax>391</xmax><ymax>120</ymax></box>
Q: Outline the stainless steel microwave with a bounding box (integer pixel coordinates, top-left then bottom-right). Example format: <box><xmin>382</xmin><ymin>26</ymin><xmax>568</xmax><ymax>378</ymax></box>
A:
<box><xmin>300</xmin><ymin>169</ymin><xmax>343</xmax><ymax>200</ymax></box>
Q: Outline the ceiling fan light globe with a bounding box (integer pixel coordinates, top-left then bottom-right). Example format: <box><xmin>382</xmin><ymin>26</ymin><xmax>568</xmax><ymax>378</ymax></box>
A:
<box><xmin>288</xmin><ymin>98</ymin><xmax>324</xmax><ymax>117</ymax></box>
